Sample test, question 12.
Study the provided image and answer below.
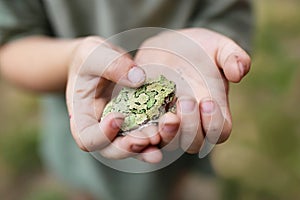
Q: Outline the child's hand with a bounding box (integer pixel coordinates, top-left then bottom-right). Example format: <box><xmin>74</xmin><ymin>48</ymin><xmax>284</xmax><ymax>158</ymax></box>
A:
<box><xmin>66</xmin><ymin>37</ymin><xmax>162</xmax><ymax>163</ymax></box>
<box><xmin>135</xmin><ymin>28</ymin><xmax>251</xmax><ymax>154</ymax></box>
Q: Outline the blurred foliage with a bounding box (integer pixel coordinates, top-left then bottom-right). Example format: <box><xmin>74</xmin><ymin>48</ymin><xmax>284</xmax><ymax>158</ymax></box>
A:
<box><xmin>0</xmin><ymin>80</ymin><xmax>41</xmax><ymax>173</ymax></box>
<box><xmin>213</xmin><ymin>0</ymin><xmax>300</xmax><ymax>199</ymax></box>
<box><xmin>0</xmin><ymin>126</ymin><xmax>40</xmax><ymax>175</ymax></box>
<box><xmin>24</xmin><ymin>188</ymin><xmax>67</xmax><ymax>200</ymax></box>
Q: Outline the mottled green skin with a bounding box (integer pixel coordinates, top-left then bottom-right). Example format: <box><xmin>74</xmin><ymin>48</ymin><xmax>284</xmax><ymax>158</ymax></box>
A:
<box><xmin>101</xmin><ymin>75</ymin><xmax>176</xmax><ymax>133</ymax></box>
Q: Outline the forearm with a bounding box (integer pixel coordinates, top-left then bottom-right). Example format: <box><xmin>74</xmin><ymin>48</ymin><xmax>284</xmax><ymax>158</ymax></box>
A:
<box><xmin>0</xmin><ymin>36</ymin><xmax>80</xmax><ymax>92</ymax></box>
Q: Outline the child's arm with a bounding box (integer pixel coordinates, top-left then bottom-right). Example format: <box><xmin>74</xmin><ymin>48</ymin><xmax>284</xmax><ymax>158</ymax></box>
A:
<box><xmin>0</xmin><ymin>35</ymin><xmax>164</xmax><ymax>163</ymax></box>
<box><xmin>135</xmin><ymin>28</ymin><xmax>251</xmax><ymax>155</ymax></box>
<box><xmin>0</xmin><ymin>36</ymin><xmax>79</xmax><ymax>92</ymax></box>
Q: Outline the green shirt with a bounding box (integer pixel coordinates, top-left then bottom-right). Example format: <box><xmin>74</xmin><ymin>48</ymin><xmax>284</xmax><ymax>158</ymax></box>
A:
<box><xmin>0</xmin><ymin>1</ymin><xmax>253</xmax><ymax>199</ymax></box>
<box><xmin>0</xmin><ymin>0</ymin><xmax>253</xmax><ymax>50</ymax></box>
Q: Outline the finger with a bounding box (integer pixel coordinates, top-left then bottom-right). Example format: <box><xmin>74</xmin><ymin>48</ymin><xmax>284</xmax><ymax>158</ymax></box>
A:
<box><xmin>70</xmin><ymin>112</ymin><xmax>124</xmax><ymax>152</ymax></box>
<box><xmin>76</xmin><ymin>39</ymin><xmax>145</xmax><ymax>87</ymax></box>
<box><xmin>158</xmin><ymin>112</ymin><xmax>180</xmax><ymax>150</ymax></box>
<box><xmin>137</xmin><ymin>125</ymin><xmax>161</xmax><ymax>146</ymax></box>
<box><xmin>178</xmin><ymin>29</ymin><xmax>251</xmax><ymax>83</ymax></box>
<box><xmin>99</xmin><ymin>130</ymin><xmax>152</xmax><ymax>159</ymax></box>
<box><xmin>67</xmin><ymin>37</ymin><xmax>146</xmax><ymax>152</ymax></box>
<box><xmin>200</xmin><ymin>99</ymin><xmax>232</xmax><ymax>144</ymax></box>
<box><xmin>135</xmin><ymin>146</ymin><xmax>163</xmax><ymax>163</ymax></box>
<box><xmin>216</xmin><ymin>38</ymin><xmax>251</xmax><ymax>83</ymax></box>
<box><xmin>177</xmin><ymin>96</ymin><xmax>203</xmax><ymax>154</ymax></box>
<box><xmin>70</xmin><ymin>36</ymin><xmax>145</xmax><ymax>87</ymax></box>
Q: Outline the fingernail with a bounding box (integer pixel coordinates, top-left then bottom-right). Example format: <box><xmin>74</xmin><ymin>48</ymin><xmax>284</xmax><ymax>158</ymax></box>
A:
<box><xmin>131</xmin><ymin>144</ymin><xmax>145</xmax><ymax>152</ymax></box>
<box><xmin>238</xmin><ymin>61</ymin><xmax>245</xmax><ymax>77</ymax></box>
<box><xmin>163</xmin><ymin>123</ymin><xmax>179</xmax><ymax>134</ymax></box>
<box><xmin>111</xmin><ymin>117</ymin><xmax>124</xmax><ymax>129</ymax></box>
<box><xmin>179</xmin><ymin>97</ymin><xmax>196</xmax><ymax>114</ymax></box>
<box><xmin>201</xmin><ymin>100</ymin><xmax>215</xmax><ymax>114</ymax></box>
<box><xmin>127</xmin><ymin>67</ymin><xmax>145</xmax><ymax>84</ymax></box>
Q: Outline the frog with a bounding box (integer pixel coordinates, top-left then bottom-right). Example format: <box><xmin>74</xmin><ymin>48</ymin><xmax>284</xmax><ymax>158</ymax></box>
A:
<box><xmin>101</xmin><ymin>75</ymin><xmax>177</xmax><ymax>134</ymax></box>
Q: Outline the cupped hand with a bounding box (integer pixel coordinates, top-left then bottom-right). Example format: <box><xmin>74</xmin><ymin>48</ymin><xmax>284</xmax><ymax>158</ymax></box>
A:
<box><xmin>135</xmin><ymin>28</ymin><xmax>251</xmax><ymax>154</ymax></box>
<box><xmin>66</xmin><ymin>37</ymin><xmax>162</xmax><ymax>163</ymax></box>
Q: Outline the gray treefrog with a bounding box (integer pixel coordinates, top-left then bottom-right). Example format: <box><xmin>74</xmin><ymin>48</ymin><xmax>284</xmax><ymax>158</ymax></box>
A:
<box><xmin>101</xmin><ymin>75</ymin><xmax>177</xmax><ymax>134</ymax></box>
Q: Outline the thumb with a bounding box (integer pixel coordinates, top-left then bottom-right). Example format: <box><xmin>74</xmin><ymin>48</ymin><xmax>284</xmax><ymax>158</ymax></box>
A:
<box><xmin>216</xmin><ymin>38</ymin><xmax>251</xmax><ymax>83</ymax></box>
<box><xmin>179</xmin><ymin>29</ymin><xmax>251</xmax><ymax>83</ymax></box>
<box><xmin>75</xmin><ymin>38</ymin><xmax>146</xmax><ymax>87</ymax></box>
<box><xmin>90</xmin><ymin>45</ymin><xmax>146</xmax><ymax>87</ymax></box>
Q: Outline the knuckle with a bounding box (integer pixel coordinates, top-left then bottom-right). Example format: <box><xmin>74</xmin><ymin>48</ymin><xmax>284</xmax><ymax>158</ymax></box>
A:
<box><xmin>70</xmin><ymin>123</ymin><xmax>90</xmax><ymax>152</ymax></box>
<box><xmin>104</xmin><ymin>53</ymin><xmax>133</xmax><ymax>75</ymax></box>
<box><xmin>223</xmin><ymin>122</ymin><xmax>232</xmax><ymax>135</ymax></box>
<box><xmin>182</xmin><ymin>124</ymin><xmax>198</xmax><ymax>136</ymax></box>
<box><xmin>207</xmin><ymin>119</ymin><xmax>232</xmax><ymax>144</ymax></box>
<box><xmin>73</xmin><ymin>132</ymin><xmax>90</xmax><ymax>152</ymax></box>
<box><xmin>111</xmin><ymin>54</ymin><xmax>130</xmax><ymax>69</ymax></box>
<box><xmin>74</xmin><ymin>36</ymin><xmax>103</xmax><ymax>59</ymax></box>
<box><xmin>79</xmin><ymin>145</ymin><xmax>89</xmax><ymax>152</ymax></box>
<box><xmin>218</xmin><ymin>123</ymin><xmax>232</xmax><ymax>143</ymax></box>
<box><xmin>76</xmin><ymin>140</ymin><xmax>90</xmax><ymax>152</ymax></box>
<box><xmin>208</xmin><ymin>122</ymin><xmax>222</xmax><ymax>134</ymax></box>
<box><xmin>186</xmin><ymin>148</ymin><xmax>200</xmax><ymax>154</ymax></box>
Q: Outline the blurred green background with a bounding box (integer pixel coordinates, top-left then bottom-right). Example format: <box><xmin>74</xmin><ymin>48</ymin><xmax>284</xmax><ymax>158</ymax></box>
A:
<box><xmin>0</xmin><ymin>0</ymin><xmax>299</xmax><ymax>199</ymax></box>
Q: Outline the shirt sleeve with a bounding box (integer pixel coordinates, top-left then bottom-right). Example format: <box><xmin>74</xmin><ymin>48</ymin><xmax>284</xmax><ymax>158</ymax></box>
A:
<box><xmin>0</xmin><ymin>0</ymin><xmax>52</xmax><ymax>46</ymax></box>
<box><xmin>189</xmin><ymin>0</ymin><xmax>254</xmax><ymax>53</ymax></box>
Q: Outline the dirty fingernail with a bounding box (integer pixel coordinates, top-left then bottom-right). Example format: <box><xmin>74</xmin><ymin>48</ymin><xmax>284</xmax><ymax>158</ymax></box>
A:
<box><xmin>127</xmin><ymin>67</ymin><xmax>145</xmax><ymax>84</ymax></box>
<box><xmin>238</xmin><ymin>61</ymin><xmax>245</xmax><ymax>77</ymax></box>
